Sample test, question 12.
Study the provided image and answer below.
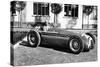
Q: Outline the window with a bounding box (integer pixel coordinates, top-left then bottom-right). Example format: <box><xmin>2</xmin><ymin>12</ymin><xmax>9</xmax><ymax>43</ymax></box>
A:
<box><xmin>64</xmin><ymin>4</ymin><xmax>78</xmax><ymax>17</ymax></box>
<box><xmin>83</xmin><ymin>5</ymin><xmax>98</xmax><ymax>29</ymax></box>
<box><xmin>33</xmin><ymin>2</ymin><xmax>49</xmax><ymax>16</ymax></box>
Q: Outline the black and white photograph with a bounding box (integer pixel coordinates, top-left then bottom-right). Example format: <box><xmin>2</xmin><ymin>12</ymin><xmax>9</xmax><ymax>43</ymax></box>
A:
<box><xmin>10</xmin><ymin>0</ymin><xmax>98</xmax><ymax>66</ymax></box>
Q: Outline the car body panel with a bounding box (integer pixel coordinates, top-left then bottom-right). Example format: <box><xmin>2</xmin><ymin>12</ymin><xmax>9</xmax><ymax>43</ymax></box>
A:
<box><xmin>37</xmin><ymin>28</ymin><xmax>85</xmax><ymax>47</ymax></box>
<box><xmin>28</xmin><ymin>28</ymin><xmax>95</xmax><ymax>53</ymax></box>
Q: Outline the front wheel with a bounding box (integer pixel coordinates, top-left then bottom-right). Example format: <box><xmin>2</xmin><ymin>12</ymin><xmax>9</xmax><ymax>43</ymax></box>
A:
<box><xmin>27</xmin><ymin>30</ymin><xmax>41</xmax><ymax>47</ymax></box>
<box><xmin>68</xmin><ymin>36</ymin><xmax>84</xmax><ymax>54</ymax></box>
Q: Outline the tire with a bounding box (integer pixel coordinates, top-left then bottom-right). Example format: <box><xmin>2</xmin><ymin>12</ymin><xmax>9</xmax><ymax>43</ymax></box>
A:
<box><xmin>85</xmin><ymin>33</ymin><xmax>95</xmax><ymax>49</ymax></box>
<box><xmin>68</xmin><ymin>36</ymin><xmax>84</xmax><ymax>54</ymax></box>
<box><xmin>27</xmin><ymin>30</ymin><xmax>41</xmax><ymax>47</ymax></box>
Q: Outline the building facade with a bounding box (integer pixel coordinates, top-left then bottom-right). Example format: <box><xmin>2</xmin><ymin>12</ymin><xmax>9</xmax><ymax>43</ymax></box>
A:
<box><xmin>11</xmin><ymin>1</ymin><xmax>97</xmax><ymax>30</ymax></box>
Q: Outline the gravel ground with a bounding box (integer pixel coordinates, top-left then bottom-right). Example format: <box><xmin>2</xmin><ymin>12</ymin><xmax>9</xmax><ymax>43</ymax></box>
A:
<box><xmin>13</xmin><ymin>39</ymin><xmax>97</xmax><ymax>66</ymax></box>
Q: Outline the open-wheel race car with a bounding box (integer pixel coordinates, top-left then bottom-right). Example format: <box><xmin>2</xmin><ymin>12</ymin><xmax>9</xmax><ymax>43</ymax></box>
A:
<box><xmin>27</xmin><ymin>28</ymin><xmax>95</xmax><ymax>54</ymax></box>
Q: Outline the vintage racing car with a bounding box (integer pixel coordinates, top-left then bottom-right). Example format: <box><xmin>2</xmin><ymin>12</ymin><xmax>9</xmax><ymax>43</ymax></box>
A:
<box><xmin>27</xmin><ymin>28</ymin><xmax>95</xmax><ymax>54</ymax></box>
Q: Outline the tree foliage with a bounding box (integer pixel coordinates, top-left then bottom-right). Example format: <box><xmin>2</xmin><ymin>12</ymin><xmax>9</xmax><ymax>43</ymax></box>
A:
<box><xmin>15</xmin><ymin>1</ymin><xmax>26</xmax><ymax>12</ymax></box>
<box><xmin>51</xmin><ymin>3</ymin><xmax>62</xmax><ymax>14</ymax></box>
<box><xmin>83</xmin><ymin>6</ymin><xmax>94</xmax><ymax>15</ymax></box>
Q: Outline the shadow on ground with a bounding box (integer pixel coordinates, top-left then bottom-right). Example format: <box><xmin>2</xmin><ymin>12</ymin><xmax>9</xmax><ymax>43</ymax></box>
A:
<box><xmin>20</xmin><ymin>41</ymin><xmax>75</xmax><ymax>54</ymax></box>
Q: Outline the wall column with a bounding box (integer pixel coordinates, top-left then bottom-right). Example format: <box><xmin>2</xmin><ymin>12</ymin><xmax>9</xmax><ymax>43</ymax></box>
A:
<box><xmin>78</xmin><ymin>5</ymin><xmax>83</xmax><ymax>29</ymax></box>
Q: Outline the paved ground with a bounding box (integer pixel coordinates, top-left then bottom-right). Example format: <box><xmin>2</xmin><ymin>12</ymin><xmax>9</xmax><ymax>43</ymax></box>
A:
<box><xmin>13</xmin><ymin>39</ymin><xmax>97</xmax><ymax>66</ymax></box>
<box><xmin>11</xmin><ymin>29</ymin><xmax>97</xmax><ymax>66</ymax></box>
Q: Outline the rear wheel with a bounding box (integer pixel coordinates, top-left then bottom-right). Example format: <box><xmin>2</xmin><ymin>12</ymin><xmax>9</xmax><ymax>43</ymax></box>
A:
<box><xmin>27</xmin><ymin>30</ymin><xmax>41</xmax><ymax>47</ymax></box>
<box><xmin>68</xmin><ymin>36</ymin><xmax>84</xmax><ymax>54</ymax></box>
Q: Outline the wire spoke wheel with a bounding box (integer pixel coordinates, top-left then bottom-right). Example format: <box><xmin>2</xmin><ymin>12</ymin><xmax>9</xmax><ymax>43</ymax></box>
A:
<box><xmin>70</xmin><ymin>39</ymin><xmax>80</xmax><ymax>51</ymax></box>
<box><xmin>29</xmin><ymin>34</ymin><xmax>36</xmax><ymax>46</ymax></box>
<box><xmin>27</xmin><ymin>30</ymin><xmax>41</xmax><ymax>47</ymax></box>
<box><xmin>70</xmin><ymin>39</ymin><xmax>80</xmax><ymax>52</ymax></box>
<box><xmin>68</xmin><ymin>36</ymin><xmax>84</xmax><ymax>54</ymax></box>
